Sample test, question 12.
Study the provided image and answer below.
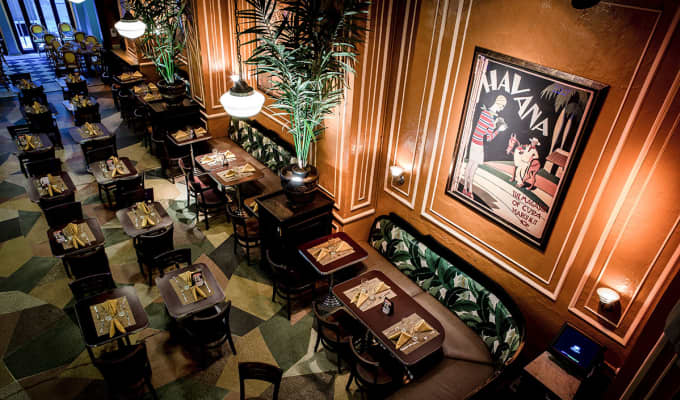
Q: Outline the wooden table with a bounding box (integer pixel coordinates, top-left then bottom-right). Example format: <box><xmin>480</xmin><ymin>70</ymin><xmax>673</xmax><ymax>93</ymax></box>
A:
<box><xmin>333</xmin><ymin>270</ymin><xmax>445</xmax><ymax>366</ymax></box>
<box><xmin>116</xmin><ymin>201</ymin><xmax>174</xmax><ymax>238</ymax></box>
<box><xmin>67</xmin><ymin>122</ymin><xmax>111</xmax><ymax>144</ymax></box>
<box><xmin>195</xmin><ymin>151</ymin><xmax>238</xmax><ymax>171</ymax></box>
<box><xmin>20</xmin><ymin>103</ymin><xmax>58</xmax><ymax>120</ymax></box>
<box><xmin>47</xmin><ymin>218</ymin><xmax>105</xmax><ymax>257</ymax></box>
<box><xmin>112</xmin><ymin>75</ymin><xmax>145</xmax><ymax>88</ymax></box>
<box><xmin>90</xmin><ymin>157</ymin><xmax>138</xmax><ymax>185</ymax></box>
<box><xmin>299</xmin><ymin>232</ymin><xmax>368</xmax><ymax>308</ymax></box>
<box><xmin>74</xmin><ymin>286</ymin><xmax>150</xmax><ymax>356</ymax></box>
<box><xmin>25</xmin><ymin>171</ymin><xmax>76</xmax><ymax>203</ymax></box>
<box><xmin>167</xmin><ymin>127</ymin><xmax>212</xmax><ymax>174</ymax></box>
<box><xmin>523</xmin><ymin>352</ymin><xmax>583</xmax><ymax>400</ymax></box>
<box><xmin>155</xmin><ymin>264</ymin><xmax>226</xmax><ymax>320</ymax></box>
<box><xmin>14</xmin><ymin>133</ymin><xmax>53</xmax><ymax>156</ymax></box>
<box><xmin>210</xmin><ymin>162</ymin><xmax>264</xmax><ymax>211</ymax></box>
<box><xmin>62</xmin><ymin>96</ymin><xmax>98</xmax><ymax>114</ymax></box>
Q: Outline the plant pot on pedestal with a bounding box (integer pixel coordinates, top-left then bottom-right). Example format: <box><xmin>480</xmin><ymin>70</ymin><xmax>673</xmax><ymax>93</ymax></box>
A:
<box><xmin>156</xmin><ymin>79</ymin><xmax>186</xmax><ymax>107</ymax></box>
<box><xmin>280</xmin><ymin>164</ymin><xmax>319</xmax><ymax>204</ymax></box>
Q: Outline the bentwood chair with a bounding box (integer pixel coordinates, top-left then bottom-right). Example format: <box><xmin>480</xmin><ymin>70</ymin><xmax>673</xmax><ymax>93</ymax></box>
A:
<box><xmin>29</xmin><ymin>24</ymin><xmax>46</xmax><ymax>55</ymax></box>
<box><xmin>18</xmin><ymin>85</ymin><xmax>46</xmax><ymax>106</ymax></box>
<box><xmin>8</xmin><ymin>72</ymin><xmax>31</xmax><ymax>85</ymax></box>
<box><xmin>65</xmin><ymin>79</ymin><xmax>88</xmax><ymax>99</ymax></box>
<box><xmin>74</xmin><ymin>31</ymin><xmax>86</xmax><ymax>44</ymax></box>
<box><xmin>135</xmin><ymin>226</ymin><xmax>175</xmax><ymax>285</ymax></box>
<box><xmin>227</xmin><ymin>203</ymin><xmax>260</xmax><ymax>265</ymax></box>
<box><xmin>178</xmin><ymin>157</ymin><xmax>229</xmax><ymax>230</ymax></box>
<box><xmin>68</xmin><ymin>273</ymin><xmax>116</xmax><ymax>301</ymax></box>
<box><xmin>24</xmin><ymin>157</ymin><xmax>62</xmax><ymax>177</ymax></box>
<box><xmin>94</xmin><ymin>342</ymin><xmax>158</xmax><ymax>399</ymax></box>
<box><xmin>117</xmin><ymin>188</ymin><xmax>154</xmax><ymax>209</ymax></box>
<box><xmin>113</xmin><ymin>173</ymin><xmax>145</xmax><ymax>209</ymax></box>
<box><xmin>238</xmin><ymin>362</ymin><xmax>283</xmax><ymax>400</ymax></box>
<box><xmin>43</xmin><ymin>201</ymin><xmax>83</xmax><ymax>229</ymax></box>
<box><xmin>64</xmin><ymin>245</ymin><xmax>111</xmax><ymax>280</ymax></box>
<box><xmin>81</xmin><ymin>135</ymin><xmax>117</xmax><ymax>167</ymax></box>
<box><xmin>181</xmin><ymin>301</ymin><xmax>237</xmax><ymax>365</ymax></box>
<box><xmin>346</xmin><ymin>336</ymin><xmax>400</xmax><ymax>398</ymax></box>
<box><xmin>74</xmin><ymin>102</ymin><xmax>100</xmax><ymax>126</ymax></box>
<box><xmin>58</xmin><ymin>22</ymin><xmax>75</xmax><ymax>42</ymax></box>
<box><xmin>25</xmin><ymin>111</ymin><xmax>63</xmax><ymax>149</ymax></box>
<box><xmin>313</xmin><ymin>300</ymin><xmax>364</xmax><ymax>373</ymax></box>
<box><xmin>62</xmin><ymin>50</ymin><xmax>81</xmax><ymax>75</ymax></box>
<box><xmin>267</xmin><ymin>249</ymin><xmax>316</xmax><ymax>320</ymax></box>
<box><xmin>39</xmin><ymin>190</ymin><xmax>75</xmax><ymax>211</ymax></box>
<box><xmin>19</xmin><ymin>146</ymin><xmax>55</xmax><ymax>177</ymax></box>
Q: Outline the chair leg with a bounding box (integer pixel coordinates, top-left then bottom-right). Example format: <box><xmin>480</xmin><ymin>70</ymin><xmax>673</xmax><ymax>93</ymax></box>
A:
<box><xmin>287</xmin><ymin>293</ymin><xmax>292</xmax><ymax>321</ymax></box>
<box><xmin>62</xmin><ymin>259</ymin><xmax>71</xmax><ymax>278</ymax></box>
<box><xmin>148</xmin><ymin>265</ymin><xmax>153</xmax><ymax>286</ymax></box>
<box><xmin>314</xmin><ymin>330</ymin><xmax>321</xmax><ymax>352</ymax></box>
<box><xmin>204</xmin><ymin>209</ymin><xmax>209</xmax><ymax>230</ymax></box>
<box><xmin>337</xmin><ymin>351</ymin><xmax>342</xmax><ymax>374</ymax></box>
<box><xmin>346</xmin><ymin>371</ymin><xmax>354</xmax><ymax>391</ymax></box>
<box><xmin>272</xmin><ymin>284</ymin><xmax>276</xmax><ymax>302</ymax></box>
<box><xmin>245</xmin><ymin>245</ymin><xmax>251</xmax><ymax>265</ymax></box>
<box><xmin>226</xmin><ymin>327</ymin><xmax>237</xmax><ymax>355</ymax></box>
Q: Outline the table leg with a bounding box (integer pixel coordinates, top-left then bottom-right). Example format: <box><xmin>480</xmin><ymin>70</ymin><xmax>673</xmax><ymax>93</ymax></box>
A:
<box><xmin>189</xmin><ymin>143</ymin><xmax>200</xmax><ymax>175</ymax></box>
<box><xmin>320</xmin><ymin>273</ymin><xmax>342</xmax><ymax>308</ymax></box>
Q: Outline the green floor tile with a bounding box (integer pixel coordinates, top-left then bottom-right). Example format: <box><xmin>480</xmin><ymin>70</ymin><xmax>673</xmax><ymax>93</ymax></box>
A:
<box><xmin>0</xmin><ymin>257</ymin><xmax>59</xmax><ymax>293</ymax></box>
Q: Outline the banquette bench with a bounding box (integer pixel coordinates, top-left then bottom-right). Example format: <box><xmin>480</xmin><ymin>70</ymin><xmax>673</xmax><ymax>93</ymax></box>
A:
<box><xmin>357</xmin><ymin>213</ymin><xmax>525</xmax><ymax>399</ymax></box>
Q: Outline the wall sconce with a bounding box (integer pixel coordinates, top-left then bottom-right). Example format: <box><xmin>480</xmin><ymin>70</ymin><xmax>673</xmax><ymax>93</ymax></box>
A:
<box><xmin>390</xmin><ymin>165</ymin><xmax>405</xmax><ymax>186</ymax></box>
<box><xmin>596</xmin><ymin>287</ymin><xmax>620</xmax><ymax>310</ymax></box>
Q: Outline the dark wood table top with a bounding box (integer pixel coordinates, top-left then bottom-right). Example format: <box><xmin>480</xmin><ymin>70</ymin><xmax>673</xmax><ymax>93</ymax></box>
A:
<box><xmin>14</xmin><ymin>133</ymin><xmax>53</xmax><ymax>155</ymax></box>
<box><xmin>116</xmin><ymin>201</ymin><xmax>174</xmax><ymax>238</ymax></box>
<box><xmin>332</xmin><ymin>270</ymin><xmax>445</xmax><ymax>366</ymax></box>
<box><xmin>299</xmin><ymin>232</ymin><xmax>368</xmax><ymax>275</ymax></box>
<box><xmin>112</xmin><ymin>75</ymin><xmax>145</xmax><ymax>87</ymax></box>
<box><xmin>57</xmin><ymin>77</ymin><xmax>86</xmax><ymax>89</ymax></box>
<box><xmin>195</xmin><ymin>151</ymin><xmax>239</xmax><ymax>171</ymax></box>
<box><xmin>74</xmin><ymin>286</ymin><xmax>150</xmax><ymax>348</ymax></box>
<box><xmin>10</xmin><ymin>81</ymin><xmax>44</xmax><ymax>93</ymax></box>
<box><xmin>25</xmin><ymin>171</ymin><xmax>76</xmax><ymax>203</ymax></box>
<box><xmin>90</xmin><ymin>157</ymin><xmax>138</xmax><ymax>185</ymax></box>
<box><xmin>255</xmin><ymin>190</ymin><xmax>334</xmax><ymax>223</ymax></box>
<box><xmin>67</xmin><ymin>123</ymin><xmax>111</xmax><ymax>144</ymax></box>
<box><xmin>155</xmin><ymin>264</ymin><xmax>225</xmax><ymax>320</ymax></box>
<box><xmin>210</xmin><ymin>163</ymin><xmax>265</xmax><ymax>188</ymax></box>
<box><xmin>62</xmin><ymin>96</ymin><xmax>98</xmax><ymax>114</ymax></box>
<box><xmin>47</xmin><ymin>218</ymin><xmax>106</xmax><ymax>257</ymax></box>
<box><xmin>147</xmin><ymin>97</ymin><xmax>200</xmax><ymax>116</ymax></box>
<box><xmin>167</xmin><ymin>128</ymin><xmax>212</xmax><ymax>147</ymax></box>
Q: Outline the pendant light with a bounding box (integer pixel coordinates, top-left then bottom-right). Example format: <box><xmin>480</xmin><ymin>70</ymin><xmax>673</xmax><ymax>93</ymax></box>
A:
<box><xmin>220</xmin><ymin>1</ymin><xmax>264</xmax><ymax>119</ymax></box>
<box><xmin>115</xmin><ymin>1</ymin><xmax>146</xmax><ymax>40</ymax></box>
<box><xmin>68</xmin><ymin>0</ymin><xmax>86</xmax><ymax>4</ymax></box>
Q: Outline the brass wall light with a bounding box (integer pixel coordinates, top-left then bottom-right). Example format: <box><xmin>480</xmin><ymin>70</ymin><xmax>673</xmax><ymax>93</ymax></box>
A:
<box><xmin>390</xmin><ymin>165</ymin><xmax>405</xmax><ymax>186</ymax></box>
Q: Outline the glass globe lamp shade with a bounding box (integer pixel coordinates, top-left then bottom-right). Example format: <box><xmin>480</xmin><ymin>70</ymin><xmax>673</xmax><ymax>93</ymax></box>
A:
<box><xmin>68</xmin><ymin>0</ymin><xmax>86</xmax><ymax>4</ymax></box>
<box><xmin>115</xmin><ymin>12</ymin><xmax>146</xmax><ymax>39</ymax></box>
<box><xmin>220</xmin><ymin>80</ymin><xmax>264</xmax><ymax>119</ymax></box>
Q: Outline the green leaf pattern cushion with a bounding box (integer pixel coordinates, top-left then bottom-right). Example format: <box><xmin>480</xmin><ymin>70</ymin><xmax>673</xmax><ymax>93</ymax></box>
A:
<box><xmin>229</xmin><ymin>121</ymin><xmax>293</xmax><ymax>173</ymax></box>
<box><xmin>369</xmin><ymin>218</ymin><xmax>520</xmax><ymax>364</ymax></box>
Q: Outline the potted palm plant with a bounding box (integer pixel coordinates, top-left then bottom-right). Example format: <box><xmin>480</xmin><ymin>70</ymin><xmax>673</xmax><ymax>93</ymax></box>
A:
<box><xmin>240</xmin><ymin>0</ymin><xmax>370</xmax><ymax>203</ymax></box>
<box><xmin>130</xmin><ymin>0</ymin><xmax>187</xmax><ymax>105</ymax></box>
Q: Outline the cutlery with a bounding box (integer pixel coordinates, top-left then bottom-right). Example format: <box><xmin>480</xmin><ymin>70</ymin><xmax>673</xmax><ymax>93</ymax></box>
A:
<box><xmin>401</xmin><ymin>339</ymin><xmax>418</xmax><ymax>351</ymax></box>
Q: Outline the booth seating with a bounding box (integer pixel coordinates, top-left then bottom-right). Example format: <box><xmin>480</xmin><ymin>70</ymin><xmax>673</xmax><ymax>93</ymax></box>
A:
<box><xmin>359</xmin><ymin>214</ymin><xmax>525</xmax><ymax>400</ymax></box>
<box><xmin>229</xmin><ymin>120</ymin><xmax>294</xmax><ymax>174</ymax></box>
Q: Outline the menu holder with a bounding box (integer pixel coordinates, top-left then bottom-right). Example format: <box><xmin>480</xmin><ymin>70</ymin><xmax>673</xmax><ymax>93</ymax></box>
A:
<box><xmin>308</xmin><ymin>237</ymin><xmax>355</xmax><ymax>265</ymax></box>
<box><xmin>343</xmin><ymin>277</ymin><xmax>397</xmax><ymax>311</ymax></box>
<box><xmin>169</xmin><ymin>270</ymin><xmax>213</xmax><ymax>305</ymax></box>
<box><xmin>89</xmin><ymin>297</ymin><xmax>136</xmax><ymax>337</ymax></box>
<box><xmin>382</xmin><ymin>313</ymin><xmax>440</xmax><ymax>355</ymax></box>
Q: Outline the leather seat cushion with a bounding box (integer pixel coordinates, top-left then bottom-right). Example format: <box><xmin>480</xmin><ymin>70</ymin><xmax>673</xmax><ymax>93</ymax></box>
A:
<box><xmin>387</xmin><ymin>358</ymin><xmax>495</xmax><ymax>400</ymax></box>
<box><xmin>235</xmin><ymin>218</ymin><xmax>259</xmax><ymax>238</ymax></box>
<box><xmin>357</xmin><ymin>241</ymin><xmax>423</xmax><ymax>297</ymax></box>
<box><xmin>199</xmin><ymin>189</ymin><xmax>225</xmax><ymax>205</ymax></box>
<box><xmin>412</xmin><ymin>292</ymin><xmax>492</xmax><ymax>364</ymax></box>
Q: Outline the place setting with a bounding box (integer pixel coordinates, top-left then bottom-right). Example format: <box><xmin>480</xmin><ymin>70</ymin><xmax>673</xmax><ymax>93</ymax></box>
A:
<box><xmin>54</xmin><ymin>221</ymin><xmax>96</xmax><ymax>251</ymax></box>
<box><xmin>79</xmin><ymin>121</ymin><xmax>104</xmax><ymax>139</ymax></box>
<box><xmin>308</xmin><ymin>236</ymin><xmax>355</xmax><ymax>265</ymax></box>
<box><xmin>117</xmin><ymin>71</ymin><xmax>144</xmax><ymax>82</ymax></box>
<box><xmin>96</xmin><ymin>156</ymin><xmax>133</xmax><ymax>179</ymax></box>
<box><xmin>343</xmin><ymin>276</ymin><xmax>397</xmax><ymax>311</ymax></box>
<box><xmin>197</xmin><ymin>149</ymin><xmax>237</xmax><ymax>170</ymax></box>
<box><xmin>216</xmin><ymin>162</ymin><xmax>258</xmax><ymax>183</ymax></box>
<box><xmin>383</xmin><ymin>313</ymin><xmax>440</xmax><ymax>355</ymax></box>
<box><xmin>34</xmin><ymin>173</ymin><xmax>68</xmax><ymax>197</ymax></box>
<box><xmin>171</xmin><ymin>126</ymin><xmax>208</xmax><ymax>143</ymax></box>
<box><xmin>169</xmin><ymin>269</ymin><xmax>213</xmax><ymax>306</ymax></box>
<box><xmin>15</xmin><ymin>133</ymin><xmax>46</xmax><ymax>152</ymax></box>
<box><xmin>24</xmin><ymin>101</ymin><xmax>48</xmax><ymax>115</ymax></box>
<box><xmin>90</xmin><ymin>297</ymin><xmax>136</xmax><ymax>338</ymax></box>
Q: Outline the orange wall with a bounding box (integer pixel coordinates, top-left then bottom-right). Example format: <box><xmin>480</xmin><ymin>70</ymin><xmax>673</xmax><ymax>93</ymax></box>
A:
<box><xmin>371</xmin><ymin>0</ymin><xmax>680</xmax><ymax>380</ymax></box>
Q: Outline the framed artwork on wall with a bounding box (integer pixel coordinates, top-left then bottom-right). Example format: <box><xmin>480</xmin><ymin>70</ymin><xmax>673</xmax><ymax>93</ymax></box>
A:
<box><xmin>446</xmin><ymin>47</ymin><xmax>608</xmax><ymax>249</ymax></box>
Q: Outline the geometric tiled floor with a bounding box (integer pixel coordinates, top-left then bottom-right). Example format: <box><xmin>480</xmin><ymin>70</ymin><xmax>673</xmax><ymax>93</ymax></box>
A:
<box><xmin>0</xmin><ymin>83</ymin><xmax>361</xmax><ymax>399</ymax></box>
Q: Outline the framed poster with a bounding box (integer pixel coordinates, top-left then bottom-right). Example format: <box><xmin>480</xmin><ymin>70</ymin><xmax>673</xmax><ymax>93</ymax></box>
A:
<box><xmin>446</xmin><ymin>47</ymin><xmax>608</xmax><ymax>248</ymax></box>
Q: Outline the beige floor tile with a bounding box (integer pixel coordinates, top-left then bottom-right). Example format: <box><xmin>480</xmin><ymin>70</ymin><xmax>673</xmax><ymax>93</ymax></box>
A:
<box><xmin>0</xmin><ymin>237</ymin><xmax>33</xmax><ymax>277</ymax></box>
<box><xmin>28</xmin><ymin>278</ymin><xmax>72</xmax><ymax>309</ymax></box>
<box><xmin>59</xmin><ymin>350</ymin><xmax>103</xmax><ymax>380</ymax></box>
<box><xmin>225</xmin><ymin>275</ymin><xmax>281</xmax><ymax>321</ymax></box>
<box><xmin>0</xmin><ymin>291</ymin><xmax>46</xmax><ymax>315</ymax></box>
<box><xmin>0</xmin><ymin>208</ymin><xmax>19</xmax><ymax>223</ymax></box>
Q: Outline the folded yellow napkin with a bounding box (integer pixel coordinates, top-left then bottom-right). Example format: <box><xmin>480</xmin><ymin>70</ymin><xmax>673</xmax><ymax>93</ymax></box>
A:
<box><xmin>415</xmin><ymin>319</ymin><xmax>432</xmax><ymax>332</ymax></box>
<box><xmin>66</xmin><ymin>223</ymin><xmax>86</xmax><ymax>249</ymax></box>
<box><xmin>104</xmin><ymin>300</ymin><xmax>127</xmax><ymax>338</ymax></box>
<box><xmin>23</xmin><ymin>135</ymin><xmax>35</xmax><ymax>150</ymax></box>
<box><xmin>148</xmin><ymin>82</ymin><xmax>158</xmax><ymax>91</ymax></box>
<box><xmin>241</xmin><ymin>163</ymin><xmax>256</xmax><ymax>173</ymax></box>
<box><xmin>356</xmin><ymin>292</ymin><xmax>369</xmax><ymax>308</ymax></box>
<box><xmin>396</xmin><ymin>332</ymin><xmax>412</xmax><ymax>349</ymax></box>
<box><xmin>194</xmin><ymin>127</ymin><xmax>207</xmax><ymax>136</ymax></box>
<box><xmin>375</xmin><ymin>282</ymin><xmax>390</xmax><ymax>294</ymax></box>
<box><xmin>222</xmin><ymin>169</ymin><xmax>236</xmax><ymax>178</ymax></box>
<box><xmin>250</xmin><ymin>201</ymin><xmax>258</xmax><ymax>212</ymax></box>
<box><xmin>45</xmin><ymin>174</ymin><xmax>63</xmax><ymax>197</ymax></box>
<box><xmin>174</xmin><ymin>130</ymin><xmax>188</xmax><ymax>140</ymax></box>
<box><xmin>132</xmin><ymin>71</ymin><xmax>143</xmax><ymax>78</ymax></box>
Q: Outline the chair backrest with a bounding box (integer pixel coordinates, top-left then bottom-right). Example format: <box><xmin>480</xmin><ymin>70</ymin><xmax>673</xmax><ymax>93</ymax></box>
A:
<box><xmin>9</xmin><ymin>72</ymin><xmax>31</xmax><ymax>85</ymax></box>
<box><xmin>82</xmin><ymin>135</ymin><xmax>116</xmax><ymax>164</ymax></box>
<box><xmin>265</xmin><ymin>249</ymin><xmax>292</xmax><ymax>281</ymax></box>
<box><xmin>69</xmin><ymin>272</ymin><xmax>115</xmax><ymax>301</ymax></box>
<box><xmin>119</xmin><ymin>188</ymin><xmax>154</xmax><ymax>209</ymax></box>
<box><xmin>151</xmin><ymin>248</ymin><xmax>190</xmax><ymax>271</ymax></box>
<box><xmin>44</xmin><ymin>201</ymin><xmax>83</xmax><ymax>228</ymax></box>
<box><xmin>349</xmin><ymin>336</ymin><xmax>382</xmax><ymax>385</ymax></box>
<box><xmin>66</xmin><ymin>80</ymin><xmax>88</xmax><ymax>97</ymax></box>
<box><xmin>94</xmin><ymin>342</ymin><xmax>152</xmax><ymax>390</ymax></box>
<box><xmin>23</xmin><ymin>146</ymin><xmax>56</xmax><ymax>163</ymax></box>
<box><xmin>114</xmin><ymin>174</ymin><xmax>145</xmax><ymax>208</ymax></box>
<box><xmin>63</xmin><ymin>51</ymin><xmax>77</xmax><ymax>64</ymax></box>
<box><xmin>74</xmin><ymin>31</ymin><xmax>86</xmax><ymax>42</ymax></box>
<box><xmin>19</xmin><ymin>87</ymin><xmax>46</xmax><ymax>106</ymax></box>
<box><xmin>7</xmin><ymin>124</ymin><xmax>31</xmax><ymax>139</ymax></box>
<box><xmin>188</xmin><ymin>301</ymin><xmax>232</xmax><ymax>345</ymax></box>
<box><xmin>138</xmin><ymin>226</ymin><xmax>175</xmax><ymax>261</ymax></box>
<box><xmin>39</xmin><ymin>191</ymin><xmax>75</xmax><ymax>210</ymax></box>
<box><xmin>44</xmin><ymin>33</ymin><xmax>56</xmax><ymax>45</ymax></box>
<box><xmin>238</xmin><ymin>361</ymin><xmax>283</xmax><ymax>400</ymax></box>
<box><xmin>312</xmin><ymin>300</ymin><xmax>341</xmax><ymax>344</ymax></box>
<box><xmin>85</xmin><ymin>35</ymin><xmax>98</xmax><ymax>45</ymax></box>
<box><xmin>24</xmin><ymin>157</ymin><xmax>62</xmax><ymax>177</ymax></box>
<box><xmin>51</xmin><ymin>40</ymin><xmax>61</xmax><ymax>50</ymax></box>
<box><xmin>65</xmin><ymin>245</ymin><xmax>111</xmax><ymax>279</ymax></box>
<box><xmin>74</xmin><ymin>103</ymin><xmax>101</xmax><ymax>126</ymax></box>
<box><xmin>27</xmin><ymin>112</ymin><xmax>57</xmax><ymax>133</ymax></box>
